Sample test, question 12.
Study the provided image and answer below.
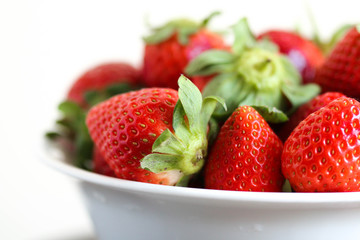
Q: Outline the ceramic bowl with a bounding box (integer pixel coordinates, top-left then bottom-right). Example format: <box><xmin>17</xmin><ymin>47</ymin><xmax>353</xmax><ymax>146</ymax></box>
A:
<box><xmin>42</xmin><ymin>145</ymin><xmax>360</xmax><ymax>240</ymax></box>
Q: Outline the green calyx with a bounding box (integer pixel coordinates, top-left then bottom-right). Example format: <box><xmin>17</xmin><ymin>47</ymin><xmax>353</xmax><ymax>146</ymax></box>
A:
<box><xmin>84</xmin><ymin>82</ymin><xmax>140</xmax><ymax>107</ymax></box>
<box><xmin>46</xmin><ymin>101</ymin><xmax>93</xmax><ymax>170</ymax></box>
<box><xmin>143</xmin><ymin>11</ymin><xmax>220</xmax><ymax>45</ymax></box>
<box><xmin>185</xmin><ymin>18</ymin><xmax>320</xmax><ymax>120</ymax></box>
<box><xmin>140</xmin><ymin>75</ymin><xmax>226</xmax><ymax>186</ymax></box>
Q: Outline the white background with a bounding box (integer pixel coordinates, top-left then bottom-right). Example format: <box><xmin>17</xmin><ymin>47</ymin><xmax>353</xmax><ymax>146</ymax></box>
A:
<box><xmin>0</xmin><ymin>0</ymin><xmax>359</xmax><ymax>239</ymax></box>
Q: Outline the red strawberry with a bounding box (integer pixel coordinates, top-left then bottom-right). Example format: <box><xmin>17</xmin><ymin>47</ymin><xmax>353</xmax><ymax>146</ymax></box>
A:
<box><xmin>142</xmin><ymin>13</ymin><xmax>229</xmax><ymax>91</ymax></box>
<box><xmin>67</xmin><ymin>62</ymin><xmax>141</xmax><ymax>108</ymax></box>
<box><xmin>93</xmin><ymin>147</ymin><xmax>116</xmax><ymax>177</ymax></box>
<box><xmin>282</xmin><ymin>97</ymin><xmax>360</xmax><ymax>192</ymax></box>
<box><xmin>279</xmin><ymin>92</ymin><xmax>345</xmax><ymax>141</ymax></box>
<box><xmin>314</xmin><ymin>27</ymin><xmax>360</xmax><ymax>97</ymax></box>
<box><xmin>86</xmin><ymin>76</ymin><xmax>225</xmax><ymax>185</ymax></box>
<box><xmin>258</xmin><ymin>30</ymin><xmax>324</xmax><ymax>83</ymax></box>
<box><xmin>205</xmin><ymin>106</ymin><xmax>284</xmax><ymax>192</ymax></box>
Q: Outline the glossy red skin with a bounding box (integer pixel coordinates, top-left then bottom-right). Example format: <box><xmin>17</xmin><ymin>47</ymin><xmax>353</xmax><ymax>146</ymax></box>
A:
<box><xmin>258</xmin><ymin>30</ymin><xmax>324</xmax><ymax>83</ymax></box>
<box><xmin>280</xmin><ymin>92</ymin><xmax>345</xmax><ymax>141</ymax></box>
<box><xmin>205</xmin><ymin>106</ymin><xmax>284</xmax><ymax>192</ymax></box>
<box><xmin>282</xmin><ymin>97</ymin><xmax>360</xmax><ymax>192</ymax></box>
<box><xmin>142</xmin><ymin>29</ymin><xmax>228</xmax><ymax>91</ymax></box>
<box><xmin>67</xmin><ymin>62</ymin><xmax>141</xmax><ymax>107</ymax></box>
<box><xmin>315</xmin><ymin>27</ymin><xmax>360</xmax><ymax>97</ymax></box>
<box><xmin>86</xmin><ymin>88</ymin><xmax>178</xmax><ymax>184</ymax></box>
<box><xmin>93</xmin><ymin>147</ymin><xmax>116</xmax><ymax>177</ymax></box>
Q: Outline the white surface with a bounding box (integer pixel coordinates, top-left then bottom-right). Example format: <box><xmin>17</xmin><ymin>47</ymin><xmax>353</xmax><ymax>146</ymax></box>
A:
<box><xmin>1</xmin><ymin>0</ymin><xmax>360</xmax><ymax>239</ymax></box>
<box><xmin>43</xmin><ymin>146</ymin><xmax>360</xmax><ymax>240</ymax></box>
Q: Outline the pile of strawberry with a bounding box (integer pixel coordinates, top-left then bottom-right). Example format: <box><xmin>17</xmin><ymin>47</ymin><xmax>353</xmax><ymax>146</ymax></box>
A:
<box><xmin>48</xmin><ymin>13</ymin><xmax>360</xmax><ymax>192</ymax></box>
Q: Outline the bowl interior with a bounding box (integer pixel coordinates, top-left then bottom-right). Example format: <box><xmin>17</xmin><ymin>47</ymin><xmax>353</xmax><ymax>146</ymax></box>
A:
<box><xmin>40</xmin><ymin>142</ymin><xmax>360</xmax><ymax>209</ymax></box>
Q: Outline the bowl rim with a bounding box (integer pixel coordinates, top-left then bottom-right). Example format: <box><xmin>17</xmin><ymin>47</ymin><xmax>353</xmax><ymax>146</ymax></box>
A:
<box><xmin>40</xmin><ymin>143</ymin><xmax>360</xmax><ymax>206</ymax></box>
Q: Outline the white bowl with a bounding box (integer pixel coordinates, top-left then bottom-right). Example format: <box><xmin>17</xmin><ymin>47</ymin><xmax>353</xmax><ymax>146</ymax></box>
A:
<box><xmin>42</xmin><ymin>145</ymin><xmax>360</xmax><ymax>240</ymax></box>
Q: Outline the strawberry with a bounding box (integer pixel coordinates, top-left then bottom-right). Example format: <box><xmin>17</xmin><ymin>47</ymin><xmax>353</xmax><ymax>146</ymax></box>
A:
<box><xmin>186</xmin><ymin>18</ymin><xmax>320</xmax><ymax>121</ymax></box>
<box><xmin>67</xmin><ymin>62</ymin><xmax>141</xmax><ymax>108</ymax></box>
<box><xmin>205</xmin><ymin>106</ymin><xmax>284</xmax><ymax>192</ymax></box>
<box><xmin>86</xmin><ymin>75</ymin><xmax>225</xmax><ymax>185</ymax></box>
<box><xmin>93</xmin><ymin>147</ymin><xmax>116</xmax><ymax>177</ymax></box>
<box><xmin>314</xmin><ymin>26</ymin><xmax>360</xmax><ymax>97</ymax></box>
<box><xmin>142</xmin><ymin>12</ymin><xmax>229</xmax><ymax>91</ymax></box>
<box><xmin>279</xmin><ymin>92</ymin><xmax>345</xmax><ymax>141</ymax></box>
<box><xmin>282</xmin><ymin>97</ymin><xmax>360</xmax><ymax>192</ymax></box>
<box><xmin>258</xmin><ymin>30</ymin><xmax>324</xmax><ymax>83</ymax></box>
<box><xmin>47</xmin><ymin>62</ymin><xmax>142</xmax><ymax>170</ymax></box>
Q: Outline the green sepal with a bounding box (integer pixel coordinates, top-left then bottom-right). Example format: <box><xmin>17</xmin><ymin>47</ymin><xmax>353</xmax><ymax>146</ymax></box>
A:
<box><xmin>178</xmin><ymin>75</ymin><xmax>203</xmax><ymax>130</ymax></box>
<box><xmin>281</xmin><ymin>83</ymin><xmax>321</xmax><ymax>115</ymax></box>
<box><xmin>231</xmin><ymin>18</ymin><xmax>256</xmax><ymax>54</ymax></box>
<box><xmin>207</xmin><ymin>117</ymin><xmax>221</xmax><ymax>146</ymax></box>
<box><xmin>140</xmin><ymin>75</ymin><xmax>226</xmax><ymax>180</ymax></box>
<box><xmin>172</xmin><ymin>101</ymin><xmax>191</xmax><ymax>141</ymax></box>
<box><xmin>202</xmin><ymin>73</ymin><xmax>248</xmax><ymax>120</ymax></box>
<box><xmin>200</xmin><ymin>11</ymin><xmax>221</xmax><ymax>28</ymax></box>
<box><xmin>185</xmin><ymin>50</ymin><xmax>236</xmax><ymax>76</ymax></box>
<box><xmin>141</xmin><ymin>154</ymin><xmax>182</xmax><ymax>173</ymax></box>
<box><xmin>251</xmin><ymin>105</ymin><xmax>289</xmax><ymax>124</ymax></box>
<box><xmin>47</xmin><ymin>100</ymin><xmax>93</xmax><ymax>170</ymax></box>
<box><xmin>45</xmin><ymin>131</ymin><xmax>61</xmax><ymax>140</ymax></box>
<box><xmin>151</xmin><ymin>129</ymin><xmax>184</xmax><ymax>155</ymax></box>
<box><xmin>187</xmin><ymin>17</ymin><xmax>321</xmax><ymax>121</ymax></box>
<box><xmin>282</xmin><ymin>179</ymin><xmax>293</xmax><ymax>192</ymax></box>
<box><xmin>84</xmin><ymin>82</ymin><xmax>139</xmax><ymax>107</ymax></box>
<box><xmin>201</xmin><ymin>96</ymin><xmax>227</xmax><ymax>127</ymax></box>
<box><xmin>176</xmin><ymin>175</ymin><xmax>193</xmax><ymax>187</ymax></box>
<box><xmin>143</xmin><ymin>12</ymin><xmax>220</xmax><ymax>45</ymax></box>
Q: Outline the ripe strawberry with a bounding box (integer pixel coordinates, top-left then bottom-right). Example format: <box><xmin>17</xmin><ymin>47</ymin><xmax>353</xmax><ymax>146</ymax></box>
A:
<box><xmin>279</xmin><ymin>92</ymin><xmax>345</xmax><ymax>141</ymax></box>
<box><xmin>142</xmin><ymin>13</ymin><xmax>229</xmax><ymax>91</ymax></box>
<box><xmin>205</xmin><ymin>106</ymin><xmax>284</xmax><ymax>192</ymax></box>
<box><xmin>314</xmin><ymin>26</ymin><xmax>360</xmax><ymax>97</ymax></box>
<box><xmin>282</xmin><ymin>97</ymin><xmax>360</xmax><ymax>192</ymax></box>
<box><xmin>86</xmin><ymin>75</ymin><xmax>225</xmax><ymax>185</ymax></box>
<box><xmin>258</xmin><ymin>30</ymin><xmax>324</xmax><ymax>84</ymax></box>
<box><xmin>93</xmin><ymin>147</ymin><xmax>116</xmax><ymax>177</ymax></box>
<box><xmin>67</xmin><ymin>62</ymin><xmax>141</xmax><ymax>108</ymax></box>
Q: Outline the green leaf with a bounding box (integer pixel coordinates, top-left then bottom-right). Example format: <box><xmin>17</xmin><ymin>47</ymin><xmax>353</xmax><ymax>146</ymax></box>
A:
<box><xmin>176</xmin><ymin>174</ymin><xmax>193</xmax><ymax>187</ymax></box>
<box><xmin>282</xmin><ymin>179</ymin><xmax>293</xmax><ymax>192</ymax></box>
<box><xmin>152</xmin><ymin>129</ymin><xmax>184</xmax><ymax>155</ymax></box>
<box><xmin>45</xmin><ymin>131</ymin><xmax>61</xmax><ymax>140</ymax></box>
<box><xmin>58</xmin><ymin>101</ymin><xmax>84</xmax><ymax>120</ymax></box>
<box><xmin>185</xmin><ymin>50</ymin><xmax>235</xmax><ymax>76</ymax></box>
<box><xmin>141</xmin><ymin>153</ymin><xmax>182</xmax><ymax>173</ymax></box>
<box><xmin>201</xmin><ymin>96</ymin><xmax>227</xmax><ymax>129</ymax></box>
<box><xmin>143</xmin><ymin>24</ymin><xmax>176</xmax><ymax>44</ymax></box>
<box><xmin>200</xmin><ymin>11</ymin><xmax>221</xmax><ymax>28</ymax></box>
<box><xmin>251</xmin><ymin>105</ymin><xmax>289</xmax><ymax>124</ymax></box>
<box><xmin>53</xmin><ymin>100</ymin><xmax>94</xmax><ymax>170</ymax></box>
<box><xmin>232</xmin><ymin>18</ymin><xmax>256</xmax><ymax>54</ymax></box>
<box><xmin>279</xmin><ymin>56</ymin><xmax>302</xmax><ymax>85</ymax></box>
<box><xmin>281</xmin><ymin>83</ymin><xmax>321</xmax><ymax>114</ymax></box>
<box><xmin>178</xmin><ymin>75</ymin><xmax>203</xmax><ymax>131</ymax></box>
<box><xmin>84</xmin><ymin>83</ymin><xmax>138</xmax><ymax>107</ymax></box>
<box><xmin>207</xmin><ymin>117</ymin><xmax>220</xmax><ymax>146</ymax></box>
<box><xmin>172</xmin><ymin>101</ymin><xmax>191</xmax><ymax>141</ymax></box>
<box><xmin>203</xmin><ymin>73</ymin><xmax>249</xmax><ymax>120</ymax></box>
<box><xmin>255</xmin><ymin>38</ymin><xmax>279</xmax><ymax>52</ymax></box>
<box><xmin>177</xmin><ymin>25</ymin><xmax>199</xmax><ymax>45</ymax></box>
